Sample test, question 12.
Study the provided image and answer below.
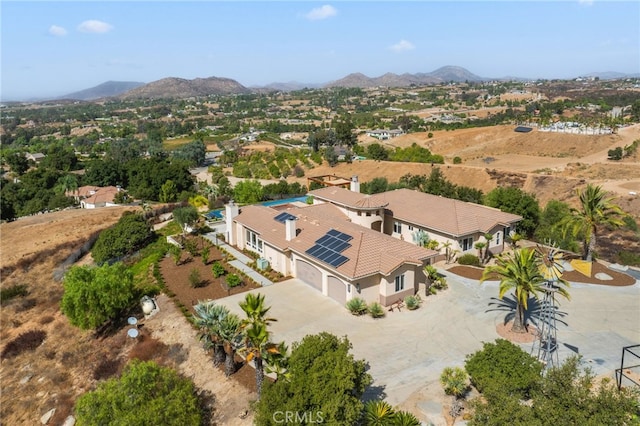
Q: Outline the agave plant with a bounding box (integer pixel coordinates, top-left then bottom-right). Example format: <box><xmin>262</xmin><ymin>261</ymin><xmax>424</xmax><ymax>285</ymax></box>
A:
<box><xmin>346</xmin><ymin>297</ymin><xmax>368</xmax><ymax>316</ymax></box>
<box><xmin>363</xmin><ymin>400</ymin><xmax>395</xmax><ymax>425</ymax></box>
<box><xmin>404</xmin><ymin>295</ymin><xmax>421</xmax><ymax>311</ymax></box>
<box><xmin>368</xmin><ymin>302</ymin><xmax>385</xmax><ymax>319</ymax></box>
<box><xmin>393</xmin><ymin>410</ymin><xmax>421</xmax><ymax>425</ymax></box>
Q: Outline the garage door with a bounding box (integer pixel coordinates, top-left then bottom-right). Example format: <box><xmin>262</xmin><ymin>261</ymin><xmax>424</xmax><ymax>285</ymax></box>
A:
<box><xmin>327</xmin><ymin>276</ymin><xmax>346</xmax><ymax>305</ymax></box>
<box><xmin>297</xmin><ymin>260</ymin><xmax>322</xmax><ymax>291</ymax></box>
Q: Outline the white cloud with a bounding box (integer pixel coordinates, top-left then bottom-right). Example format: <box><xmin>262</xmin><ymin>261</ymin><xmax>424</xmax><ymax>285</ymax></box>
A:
<box><xmin>389</xmin><ymin>40</ymin><xmax>415</xmax><ymax>53</ymax></box>
<box><xmin>77</xmin><ymin>20</ymin><xmax>113</xmax><ymax>34</ymax></box>
<box><xmin>49</xmin><ymin>25</ymin><xmax>67</xmax><ymax>37</ymax></box>
<box><xmin>305</xmin><ymin>5</ymin><xmax>337</xmax><ymax>21</ymax></box>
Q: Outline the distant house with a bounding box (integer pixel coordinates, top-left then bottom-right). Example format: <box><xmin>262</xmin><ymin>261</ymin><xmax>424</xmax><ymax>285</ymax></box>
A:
<box><xmin>25</xmin><ymin>153</ymin><xmax>46</xmax><ymax>163</ymax></box>
<box><xmin>366</xmin><ymin>129</ymin><xmax>404</xmax><ymax>140</ymax></box>
<box><xmin>68</xmin><ymin>185</ymin><xmax>121</xmax><ymax>209</ymax></box>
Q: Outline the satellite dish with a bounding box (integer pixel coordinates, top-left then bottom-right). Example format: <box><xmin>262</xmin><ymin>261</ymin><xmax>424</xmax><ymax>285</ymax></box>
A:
<box><xmin>127</xmin><ymin>317</ymin><xmax>138</xmax><ymax>326</ymax></box>
<box><xmin>536</xmin><ymin>243</ymin><xmax>564</xmax><ymax>281</ymax></box>
<box><xmin>127</xmin><ymin>328</ymin><xmax>139</xmax><ymax>338</ymax></box>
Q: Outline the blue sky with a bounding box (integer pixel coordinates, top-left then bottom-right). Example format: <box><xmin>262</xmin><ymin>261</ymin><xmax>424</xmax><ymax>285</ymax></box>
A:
<box><xmin>2</xmin><ymin>1</ymin><xmax>639</xmax><ymax>100</ymax></box>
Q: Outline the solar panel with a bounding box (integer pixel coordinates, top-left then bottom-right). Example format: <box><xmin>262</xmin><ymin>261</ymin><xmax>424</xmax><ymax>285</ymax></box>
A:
<box><xmin>305</xmin><ymin>229</ymin><xmax>353</xmax><ymax>268</ymax></box>
<box><xmin>274</xmin><ymin>212</ymin><xmax>297</xmax><ymax>223</ymax></box>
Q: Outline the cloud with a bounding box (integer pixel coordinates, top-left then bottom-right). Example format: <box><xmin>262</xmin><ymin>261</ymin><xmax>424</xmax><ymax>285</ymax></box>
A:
<box><xmin>49</xmin><ymin>25</ymin><xmax>67</xmax><ymax>37</ymax></box>
<box><xmin>389</xmin><ymin>40</ymin><xmax>415</xmax><ymax>53</ymax></box>
<box><xmin>77</xmin><ymin>20</ymin><xmax>113</xmax><ymax>34</ymax></box>
<box><xmin>305</xmin><ymin>5</ymin><xmax>337</xmax><ymax>21</ymax></box>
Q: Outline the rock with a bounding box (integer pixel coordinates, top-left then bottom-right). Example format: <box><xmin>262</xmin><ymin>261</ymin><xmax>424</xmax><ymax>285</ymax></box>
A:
<box><xmin>20</xmin><ymin>375</ymin><xmax>32</xmax><ymax>385</ymax></box>
<box><xmin>609</xmin><ymin>263</ymin><xmax>629</xmax><ymax>272</ymax></box>
<box><xmin>595</xmin><ymin>272</ymin><xmax>613</xmax><ymax>281</ymax></box>
<box><xmin>562</xmin><ymin>261</ymin><xmax>574</xmax><ymax>272</ymax></box>
<box><xmin>40</xmin><ymin>408</ymin><xmax>55</xmax><ymax>425</ymax></box>
<box><xmin>62</xmin><ymin>415</ymin><xmax>76</xmax><ymax>426</ymax></box>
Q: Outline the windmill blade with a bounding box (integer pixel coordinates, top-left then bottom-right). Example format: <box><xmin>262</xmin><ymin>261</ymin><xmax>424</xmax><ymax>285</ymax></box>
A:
<box><xmin>536</xmin><ymin>244</ymin><xmax>565</xmax><ymax>280</ymax></box>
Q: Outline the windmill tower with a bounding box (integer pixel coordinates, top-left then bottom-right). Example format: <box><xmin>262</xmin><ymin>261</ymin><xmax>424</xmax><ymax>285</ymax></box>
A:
<box><xmin>532</xmin><ymin>244</ymin><xmax>564</xmax><ymax>371</ymax></box>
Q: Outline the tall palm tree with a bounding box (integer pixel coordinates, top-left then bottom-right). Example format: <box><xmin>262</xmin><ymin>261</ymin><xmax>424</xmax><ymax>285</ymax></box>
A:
<box><xmin>193</xmin><ymin>301</ymin><xmax>228</xmax><ymax>366</ymax></box>
<box><xmin>561</xmin><ymin>184</ymin><xmax>626</xmax><ymax>262</ymax></box>
<box><xmin>239</xmin><ymin>293</ymin><xmax>278</xmax><ymax>398</ymax></box>
<box><xmin>218</xmin><ymin>313</ymin><xmax>243</xmax><ymax>377</ymax></box>
<box><xmin>481</xmin><ymin>248</ymin><xmax>570</xmax><ymax>333</ymax></box>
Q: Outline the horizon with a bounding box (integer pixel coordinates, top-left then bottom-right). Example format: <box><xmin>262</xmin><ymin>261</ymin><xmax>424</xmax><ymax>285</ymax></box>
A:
<box><xmin>2</xmin><ymin>1</ymin><xmax>639</xmax><ymax>101</ymax></box>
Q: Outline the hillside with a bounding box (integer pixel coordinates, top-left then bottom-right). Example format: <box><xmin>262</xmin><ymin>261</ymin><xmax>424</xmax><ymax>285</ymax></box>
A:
<box><xmin>325</xmin><ymin>66</ymin><xmax>484</xmax><ymax>88</ymax></box>
<box><xmin>61</xmin><ymin>81</ymin><xmax>145</xmax><ymax>100</ymax></box>
<box><xmin>118</xmin><ymin>76</ymin><xmax>250</xmax><ymax>99</ymax></box>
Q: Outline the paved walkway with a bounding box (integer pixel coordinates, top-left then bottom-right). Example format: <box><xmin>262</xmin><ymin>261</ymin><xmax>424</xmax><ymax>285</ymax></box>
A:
<box><xmin>202</xmin><ymin>232</ymin><xmax>274</xmax><ymax>287</ymax></box>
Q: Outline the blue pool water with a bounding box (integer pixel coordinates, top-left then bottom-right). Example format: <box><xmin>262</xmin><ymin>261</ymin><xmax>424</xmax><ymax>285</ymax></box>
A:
<box><xmin>204</xmin><ymin>196</ymin><xmax>308</xmax><ymax>220</ymax></box>
<box><xmin>204</xmin><ymin>210</ymin><xmax>223</xmax><ymax>220</ymax></box>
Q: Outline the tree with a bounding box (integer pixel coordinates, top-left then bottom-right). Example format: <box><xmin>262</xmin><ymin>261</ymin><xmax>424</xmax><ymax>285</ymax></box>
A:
<box><xmin>485</xmin><ymin>187</ymin><xmax>540</xmax><ymax>237</ymax></box>
<box><xmin>255</xmin><ymin>332</ymin><xmax>372</xmax><ymax>425</ymax></box>
<box><xmin>61</xmin><ymin>263</ymin><xmax>135</xmax><ymax>330</ymax></box>
<box><xmin>159</xmin><ymin>179</ymin><xmax>178</xmax><ymax>203</ymax></box>
<box><xmin>535</xmin><ymin>199</ymin><xmax>578</xmax><ymax>251</ymax></box>
<box><xmin>561</xmin><ymin>184</ymin><xmax>626</xmax><ymax>262</ymax></box>
<box><xmin>218</xmin><ymin>312</ymin><xmax>243</xmax><ymax>377</ymax></box>
<box><xmin>334</xmin><ymin>116</ymin><xmax>358</xmax><ymax>147</ymax></box>
<box><xmin>5</xmin><ymin>152</ymin><xmax>29</xmax><ymax>175</ymax></box>
<box><xmin>481</xmin><ymin>248</ymin><xmax>569</xmax><ymax>333</ymax></box>
<box><xmin>233</xmin><ymin>179</ymin><xmax>263</xmax><ymax>204</ymax></box>
<box><xmin>367</xmin><ymin>143</ymin><xmax>389</xmax><ymax>161</ymax></box>
<box><xmin>239</xmin><ymin>293</ymin><xmax>278</xmax><ymax>397</ymax></box>
<box><xmin>173</xmin><ymin>206</ymin><xmax>199</xmax><ymax>235</ymax></box>
<box><xmin>75</xmin><ymin>360</ymin><xmax>202</xmax><ymax>426</ymax></box>
<box><xmin>323</xmin><ymin>146</ymin><xmax>338</xmax><ymax>167</ymax></box>
<box><xmin>193</xmin><ymin>300</ymin><xmax>228</xmax><ymax>367</ymax></box>
<box><xmin>91</xmin><ymin>212</ymin><xmax>153</xmax><ymax>264</ymax></box>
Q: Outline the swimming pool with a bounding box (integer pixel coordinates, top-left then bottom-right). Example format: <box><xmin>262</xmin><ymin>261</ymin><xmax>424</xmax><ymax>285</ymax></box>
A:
<box><xmin>261</xmin><ymin>196</ymin><xmax>308</xmax><ymax>207</ymax></box>
<box><xmin>204</xmin><ymin>210</ymin><xmax>223</xmax><ymax>220</ymax></box>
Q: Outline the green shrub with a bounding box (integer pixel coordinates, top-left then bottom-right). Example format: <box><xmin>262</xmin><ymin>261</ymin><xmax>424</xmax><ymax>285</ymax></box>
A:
<box><xmin>211</xmin><ymin>262</ymin><xmax>225</xmax><ymax>278</ymax></box>
<box><xmin>168</xmin><ymin>244</ymin><xmax>182</xmax><ymax>265</ymax></box>
<box><xmin>404</xmin><ymin>295</ymin><xmax>422</xmax><ymax>310</ymax></box>
<box><xmin>345</xmin><ymin>297</ymin><xmax>368</xmax><ymax>316</ymax></box>
<box><xmin>458</xmin><ymin>254</ymin><xmax>481</xmax><ymax>267</ymax></box>
<box><xmin>618</xmin><ymin>250</ymin><xmax>640</xmax><ymax>266</ymax></box>
<box><xmin>440</xmin><ymin>366</ymin><xmax>469</xmax><ymax>397</ymax></box>
<box><xmin>453</xmin><ymin>156</ymin><xmax>462</xmax><ymax>164</ymax></box>
<box><xmin>226</xmin><ymin>274</ymin><xmax>241</xmax><ymax>288</ymax></box>
<box><xmin>0</xmin><ymin>284</ymin><xmax>28</xmax><ymax>305</ymax></box>
<box><xmin>465</xmin><ymin>339</ymin><xmax>542</xmax><ymax>399</ymax></box>
<box><xmin>368</xmin><ymin>302</ymin><xmax>385</xmax><ymax>319</ymax></box>
<box><xmin>92</xmin><ymin>212</ymin><xmax>153</xmax><ymax>264</ymax></box>
<box><xmin>200</xmin><ymin>246</ymin><xmax>210</xmax><ymax>265</ymax></box>
<box><xmin>622</xmin><ymin>215</ymin><xmax>638</xmax><ymax>232</ymax></box>
<box><xmin>188</xmin><ymin>268</ymin><xmax>202</xmax><ymax>288</ymax></box>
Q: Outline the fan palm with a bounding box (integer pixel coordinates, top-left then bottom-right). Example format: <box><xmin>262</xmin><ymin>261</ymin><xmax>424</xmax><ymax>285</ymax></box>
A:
<box><xmin>481</xmin><ymin>248</ymin><xmax>569</xmax><ymax>333</ymax></box>
<box><xmin>192</xmin><ymin>300</ymin><xmax>228</xmax><ymax>366</ymax></box>
<box><xmin>239</xmin><ymin>321</ymin><xmax>279</xmax><ymax>397</ymax></box>
<box><xmin>239</xmin><ymin>293</ymin><xmax>276</xmax><ymax>326</ymax></box>
<box><xmin>561</xmin><ymin>184</ymin><xmax>626</xmax><ymax>262</ymax></box>
<box><xmin>218</xmin><ymin>312</ymin><xmax>242</xmax><ymax>377</ymax></box>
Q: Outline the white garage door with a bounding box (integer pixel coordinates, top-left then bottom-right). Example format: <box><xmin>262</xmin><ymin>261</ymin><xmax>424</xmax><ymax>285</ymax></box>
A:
<box><xmin>297</xmin><ymin>260</ymin><xmax>322</xmax><ymax>291</ymax></box>
<box><xmin>327</xmin><ymin>276</ymin><xmax>346</xmax><ymax>305</ymax></box>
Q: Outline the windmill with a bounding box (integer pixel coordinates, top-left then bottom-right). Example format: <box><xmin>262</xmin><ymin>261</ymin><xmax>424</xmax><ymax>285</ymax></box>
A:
<box><xmin>532</xmin><ymin>243</ymin><xmax>564</xmax><ymax>371</ymax></box>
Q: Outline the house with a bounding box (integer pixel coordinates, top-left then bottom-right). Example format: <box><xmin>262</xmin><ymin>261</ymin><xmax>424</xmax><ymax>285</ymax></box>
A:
<box><xmin>366</xmin><ymin>129</ymin><xmax>404</xmax><ymax>140</ymax></box>
<box><xmin>308</xmin><ymin>182</ymin><xmax>522</xmax><ymax>258</ymax></box>
<box><xmin>25</xmin><ymin>153</ymin><xmax>46</xmax><ymax>163</ymax></box>
<box><xmin>67</xmin><ymin>185</ymin><xmax>121</xmax><ymax>209</ymax></box>
<box><xmin>226</xmin><ymin>200</ymin><xmax>438</xmax><ymax>307</ymax></box>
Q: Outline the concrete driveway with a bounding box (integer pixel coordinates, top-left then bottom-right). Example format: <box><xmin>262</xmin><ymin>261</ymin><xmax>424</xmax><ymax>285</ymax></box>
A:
<box><xmin>217</xmin><ymin>272</ymin><xmax>640</xmax><ymax>424</ymax></box>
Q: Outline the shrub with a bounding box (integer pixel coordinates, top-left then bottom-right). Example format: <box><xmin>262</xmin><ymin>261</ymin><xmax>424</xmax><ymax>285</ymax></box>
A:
<box><xmin>458</xmin><ymin>254</ymin><xmax>481</xmax><ymax>267</ymax></box>
<box><xmin>169</xmin><ymin>244</ymin><xmax>182</xmax><ymax>265</ymax></box>
<box><xmin>211</xmin><ymin>262</ymin><xmax>225</xmax><ymax>278</ymax></box>
<box><xmin>188</xmin><ymin>269</ymin><xmax>202</xmax><ymax>288</ymax></box>
<box><xmin>453</xmin><ymin>156</ymin><xmax>462</xmax><ymax>164</ymax></box>
<box><xmin>226</xmin><ymin>274</ymin><xmax>241</xmax><ymax>288</ymax></box>
<box><xmin>345</xmin><ymin>297</ymin><xmax>368</xmax><ymax>316</ymax></box>
<box><xmin>440</xmin><ymin>366</ymin><xmax>469</xmax><ymax>397</ymax></box>
<box><xmin>1</xmin><ymin>329</ymin><xmax>47</xmax><ymax>359</ymax></box>
<box><xmin>200</xmin><ymin>246</ymin><xmax>210</xmax><ymax>265</ymax></box>
<box><xmin>428</xmin><ymin>132</ymin><xmax>434</xmax><ymax>138</ymax></box>
<box><xmin>93</xmin><ymin>359</ymin><xmax>123</xmax><ymax>381</ymax></box>
<box><xmin>184</xmin><ymin>238</ymin><xmax>198</xmax><ymax>258</ymax></box>
<box><xmin>404</xmin><ymin>295</ymin><xmax>422</xmax><ymax>310</ymax></box>
<box><xmin>618</xmin><ymin>250</ymin><xmax>640</xmax><ymax>266</ymax></box>
<box><xmin>465</xmin><ymin>339</ymin><xmax>542</xmax><ymax>399</ymax></box>
<box><xmin>0</xmin><ymin>283</ymin><xmax>28</xmax><ymax>306</ymax></box>
<box><xmin>368</xmin><ymin>302</ymin><xmax>385</xmax><ymax>319</ymax></box>
<box><xmin>92</xmin><ymin>212</ymin><xmax>153</xmax><ymax>264</ymax></box>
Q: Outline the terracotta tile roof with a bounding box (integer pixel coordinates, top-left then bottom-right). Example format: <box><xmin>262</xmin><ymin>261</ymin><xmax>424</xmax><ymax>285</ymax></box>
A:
<box><xmin>310</xmin><ymin>187</ymin><xmax>522</xmax><ymax>237</ymax></box>
<box><xmin>80</xmin><ymin>186</ymin><xmax>119</xmax><ymax>205</ymax></box>
<box><xmin>235</xmin><ymin>203</ymin><xmax>436</xmax><ymax>280</ymax></box>
<box><xmin>310</xmin><ymin>186</ymin><xmax>388</xmax><ymax>209</ymax></box>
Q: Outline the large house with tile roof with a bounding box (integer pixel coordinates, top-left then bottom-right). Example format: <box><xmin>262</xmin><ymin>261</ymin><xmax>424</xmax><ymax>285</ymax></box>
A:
<box><xmin>226</xmin><ymin>201</ymin><xmax>438</xmax><ymax>307</ymax></box>
<box><xmin>67</xmin><ymin>185</ymin><xmax>120</xmax><ymax>209</ymax></box>
<box><xmin>225</xmin><ymin>177</ymin><xmax>521</xmax><ymax>307</ymax></box>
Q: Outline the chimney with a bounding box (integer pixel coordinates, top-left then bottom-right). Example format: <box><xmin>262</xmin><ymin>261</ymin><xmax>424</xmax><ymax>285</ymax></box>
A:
<box><xmin>350</xmin><ymin>175</ymin><xmax>360</xmax><ymax>193</ymax></box>
<box><xmin>285</xmin><ymin>218</ymin><xmax>296</xmax><ymax>241</ymax></box>
<box><xmin>225</xmin><ymin>200</ymin><xmax>239</xmax><ymax>245</ymax></box>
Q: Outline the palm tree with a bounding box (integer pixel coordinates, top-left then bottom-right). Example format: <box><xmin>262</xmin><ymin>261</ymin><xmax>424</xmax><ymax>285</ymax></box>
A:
<box><xmin>218</xmin><ymin>313</ymin><xmax>243</xmax><ymax>377</ymax></box>
<box><xmin>193</xmin><ymin>301</ymin><xmax>228</xmax><ymax>366</ymax></box>
<box><xmin>439</xmin><ymin>366</ymin><xmax>468</xmax><ymax>399</ymax></box>
<box><xmin>561</xmin><ymin>184</ymin><xmax>626</xmax><ymax>262</ymax></box>
<box><xmin>481</xmin><ymin>248</ymin><xmax>569</xmax><ymax>333</ymax></box>
<box><xmin>239</xmin><ymin>293</ymin><xmax>278</xmax><ymax>398</ymax></box>
<box><xmin>441</xmin><ymin>241</ymin><xmax>453</xmax><ymax>264</ymax></box>
<box><xmin>474</xmin><ymin>241</ymin><xmax>487</xmax><ymax>265</ymax></box>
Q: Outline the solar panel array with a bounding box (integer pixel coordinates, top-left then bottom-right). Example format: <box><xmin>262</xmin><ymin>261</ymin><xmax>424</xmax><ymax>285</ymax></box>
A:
<box><xmin>305</xmin><ymin>229</ymin><xmax>353</xmax><ymax>268</ymax></box>
<box><xmin>274</xmin><ymin>212</ymin><xmax>297</xmax><ymax>223</ymax></box>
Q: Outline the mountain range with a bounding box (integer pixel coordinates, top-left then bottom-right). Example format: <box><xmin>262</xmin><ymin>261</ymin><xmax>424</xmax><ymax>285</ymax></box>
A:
<box><xmin>53</xmin><ymin>66</ymin><xmax>638</xmax><ymax>101</ymax></box>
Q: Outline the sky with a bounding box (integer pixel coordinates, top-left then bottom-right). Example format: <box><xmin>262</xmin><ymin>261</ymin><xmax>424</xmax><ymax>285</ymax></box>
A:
<box><xmin>2</xmin><ymin>1</ymin><xmax>639</xmax><ymax>100</ymax></box>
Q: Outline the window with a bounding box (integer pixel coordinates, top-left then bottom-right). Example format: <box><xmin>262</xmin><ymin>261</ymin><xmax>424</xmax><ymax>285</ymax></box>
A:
<box><xmin>459</xmin><ymin>237</ymin><xmax>473</xmax><ymax>251</ymax></box>
<box><xmin>495</xmin><ymin>232</ymin><xmax>500</xmax><ymax>245</ymax></box>
<box><xmin>347</xmin><ymin>284</ymin><xmax>351</xmax><ymax>293</ymax></box>
<box><xmin>393</xmin><ymin>221</ymin><xmax>402</xmax><ymax>234</ymax></box>
<box><xmin>245</xmin><ymin>229</ymin><xmax>263</xmax><ymax>254</ymax></box>
<box><xmin>395</xmin><ymin>274</ymin><xmax>405</xmax><ymax>292</ymax></box>
<box><xmin>408</xmin><ymin>225</ymin><xmax>414</xmax><ymax>231</ymax></box>
<box><xmin>366</xmin><ymin>211</ymin><xmax>371</xmax><ymax>216</ymax></box>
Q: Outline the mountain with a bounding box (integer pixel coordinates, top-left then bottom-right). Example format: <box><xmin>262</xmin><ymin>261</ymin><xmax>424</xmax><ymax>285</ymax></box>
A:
<box><xmin>258</xmin><ymin>81</ymin><xmax>323</xmax><ymax>92</ymax></box>
<box><xmin>584</xmin><ymin>71</ymin><xmax>640</xmax><ymax>80</ymax></box>
<box><xmin>61</xmin><ymin>81</ymin><xmax>145</xmax><ymax>100</ymax></box>
<box><xmin>325</xmin><ymin>66</ymin><xmax>486</xmax><ymax>88</ymax></box>
<box><xmin>118</xmin><ymin>76</ymin><xmax>250</xmax><ymax>99</ymax></box>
